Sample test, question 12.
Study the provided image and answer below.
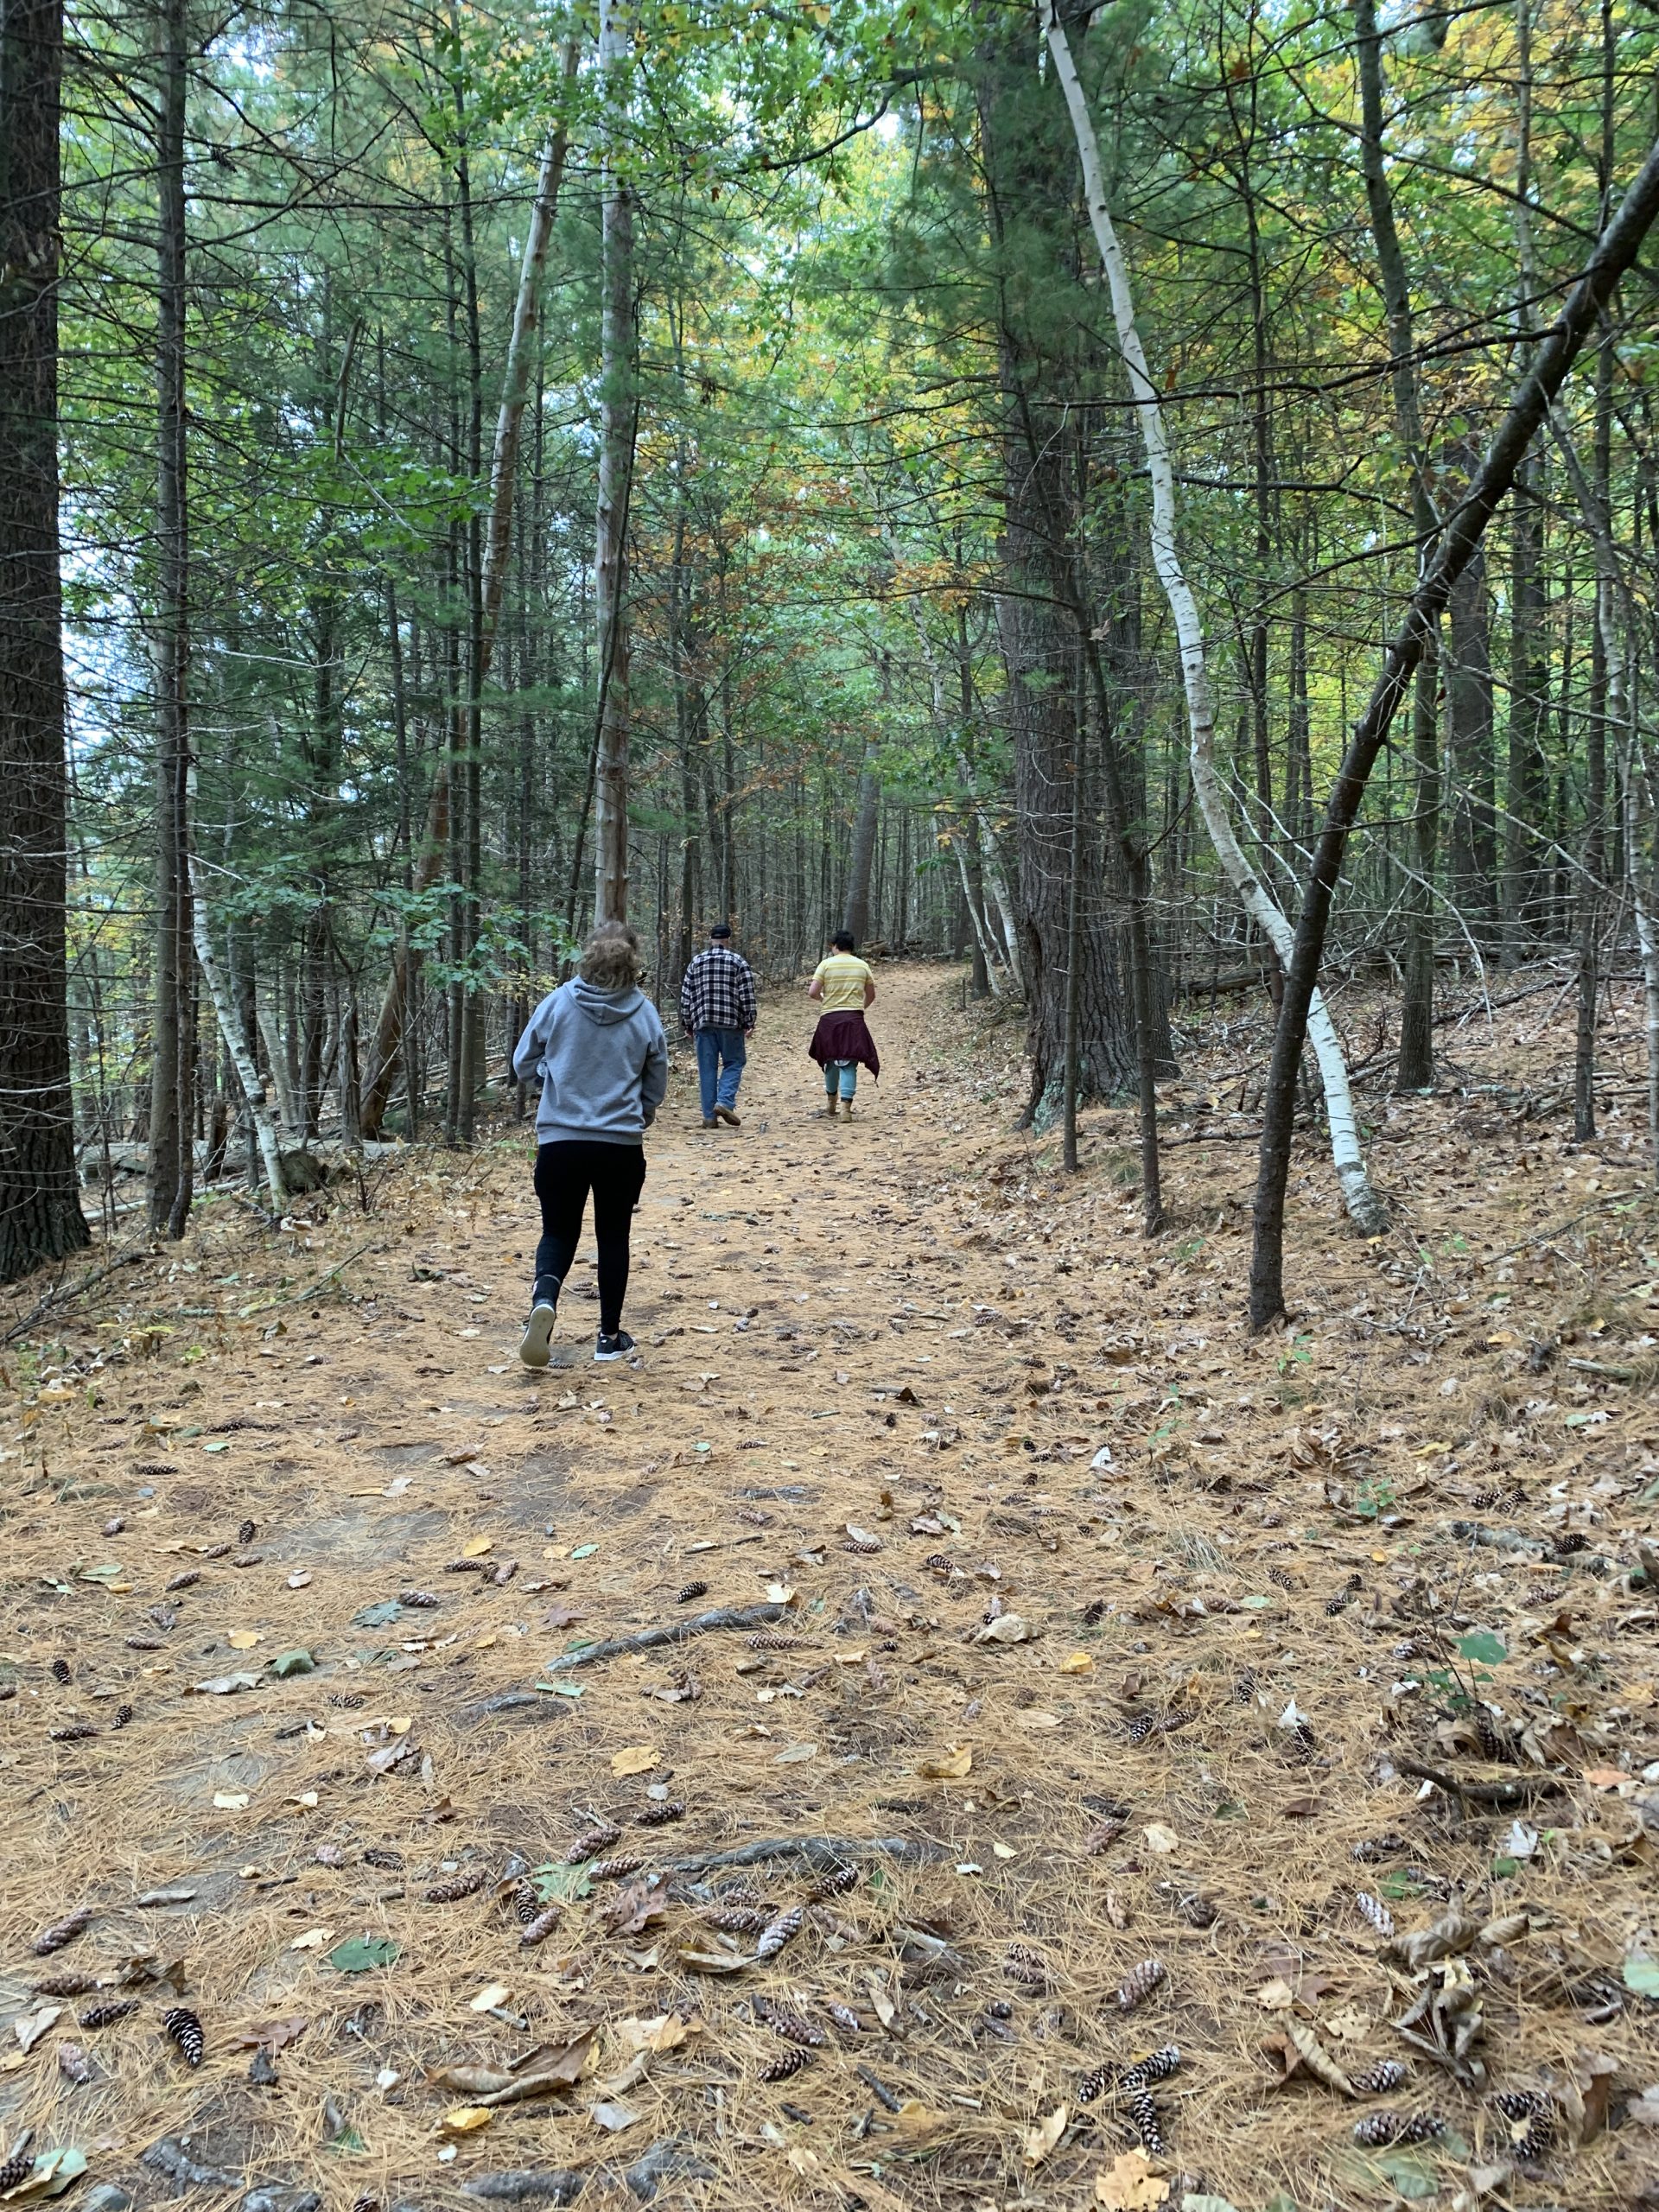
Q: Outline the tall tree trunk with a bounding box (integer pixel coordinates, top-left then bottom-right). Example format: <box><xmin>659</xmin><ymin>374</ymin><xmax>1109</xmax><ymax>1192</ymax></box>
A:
<box><xmin>593</xmin><ymin>0</ymin><xmax>635</xmax><ymax>928</ymax></box>
<box><xmin>0</xmin><ymin>0</ymin><xmax>89</xmax><ymax>1281</ymax></box>
<box><xmin>842</xmin><ymin>765</ymin><xmax>880</xmax><ymax>942</ymax></box>
<box><xmin>148</xmin><ymin>0</ymin><xmax>194</xmax><ymax>1239</ymax></box>
<box><xmin>1041</xmin><ymin>0</ymin><xmax>1382</xmax><ymax>1227</ymax></box>
<box><xmin>1444</xmin><ymin>474</ymin><xmax>1498</xmax><ymax>946</ymax></box>
<box><xmin>1353</xmin><ymin>0</ymin><xmax>1440</xmax><ymax>1090</ymax></box>
<box><xmin>1249</xmin><ymin>133</ymin><xmax>1659</xmax><ymax>1327</ymax></box>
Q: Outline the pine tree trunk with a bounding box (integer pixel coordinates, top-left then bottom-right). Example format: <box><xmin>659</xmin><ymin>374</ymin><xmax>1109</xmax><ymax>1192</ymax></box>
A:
<box><xmin>0</xmin><ymin>0</ymin><xmax>90</xmax><ymax>1283</ymax></box>
<box><xmin>148</xmin><ymin>0</ymin><xmax>194</xmax><ymax>1239</ymax></box>
<box><xmin>593</xmin><ymin>0</ymin><xmax>635</xmax><ymax>927</ymax></box>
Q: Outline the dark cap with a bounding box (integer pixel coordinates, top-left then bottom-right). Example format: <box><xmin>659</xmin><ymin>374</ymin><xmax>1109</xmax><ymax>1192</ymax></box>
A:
<box><xmin>710</xmin><ymin>922</ymin><xmax>733</xmax><ymax>939</ymax></box>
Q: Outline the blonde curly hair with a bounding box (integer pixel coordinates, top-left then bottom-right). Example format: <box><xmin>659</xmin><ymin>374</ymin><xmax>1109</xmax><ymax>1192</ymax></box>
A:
<box><xmin>578</xmin><ymin>919</ymin><xmax>644</xmax><ymax>993</ymax></box>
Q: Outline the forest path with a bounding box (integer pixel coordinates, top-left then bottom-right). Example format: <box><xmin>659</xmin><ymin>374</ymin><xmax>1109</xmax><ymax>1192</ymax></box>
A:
<box><xmin>3</xmin><ymin>965</ymin><xmax>1657</xmax><ymax>2209</ymax></box>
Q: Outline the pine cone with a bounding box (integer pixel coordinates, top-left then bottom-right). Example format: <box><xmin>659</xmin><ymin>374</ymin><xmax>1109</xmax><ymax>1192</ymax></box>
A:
<box><xmin>363</xmin><ymin>1847</ymin><xmax>404</xmax><ymax>1869</ymax></box>
<box><xmin>1126</xmin><ymin>1713</ymin><xmax>1159</xmax><ymax>1745</ymax></box>
<box><xmin>587</xmin><ymin>1853</ymin><xmax>645</xmax><ymax>1882</ymax></box>
<box><xmin>1003</xmin><ymin>1942</ymin><xmax>1049</xmax><ymax>1988</ymax></box>
<box><xmin>78</xmin><ymin>1999</ymin><xmax>140</xmax><ymax>2029</ymax></box>
<box><xmin>819</xmin><ymin>2000</ymin><xmax>863</xmax><ymax>2033</ymax></box>
<box><xmin>567</xmin><ymin>1824</ymin><xmax>622</xmax><ymax>1864</ymax></box>
<box><xmin>1267</xmin><ymin>1567</ymin><xmax>1296</xmax><ymax>1591</ymax></box>
<box><xmin>811</xmin><ymin>1864</ymin><xmax>857</xmax><ymax>1900</ymax></box>
<box><xmin>238</xmin><ymin>1520</ymin><xmax>256</xmax><ymax>1544</ymax></box>
<box><xmin>754</xmin><ymin>1999</ymin><xmax>822</xmax><ymax>2047</ymax></box>
<box><xmin>162</xmin><ymin>2006</ymin><xmax>205</xmax><ymax>2067</ymax></box>
<box><xmin>0</xmin><ymin>2149</ymin><xmax>35</xmax><ymax>2192</ymax></box>
<box><xmin>1355</xmin><ymin>1891</ymin><xmax>1394</xmax><ymax>1938</ymax></box>
<box><xmin>1351</xmin><ymin>1834</ymin><xmax>1407</xmax><ymax>1861</ymax></box>
<box><xmin>1350</xmin><ymin>2059</ymin><xmax>1408</xmax><ymax>2095</ymax></box>
<box><xmin>922</xmin><ymin>1552</ymin><xmax>953</xmax><ymax>1574</ymax></box>
<box><xmin>637</xmin><ymin>1800</ymin><xmax>685</xmax><ymax>1827</ymax></box>
<box><xmin>48</xmin><ymin>1722</ymin><xmax>98</xmax><ymax>1743</ymax></box>
<box><xmin>399</xmin><ymin>1590</ymin><xmax>440</xmax><ymax>1608</ymax></box>
<box><xmin>328</xmin><ymin>1691</ymin><xmax>365</xmax><ymax>1710</ymax></box>
<box><xmin>33</xmin><ymin>1908</ymin><xmax>94</xmax><ymax>1955</ymax></box>
<box><xmin>443</xmin><ymin>1558</ymin><xmax>491</xmax><ymax>1574</ymax></box>
<box><xmin>754</xmin><ymin>1905</ymin><xmax>803</xmax><ymax>1959</ymax></box>
<box><xmin>1084</xmin><ymin>1818</ymin><xmax>1125</xmax><ymax>1855</ymax></box>
<box><xmin>112</xmin><ymin>1705</ymin><xmax>134</xmax><ymax>1730</ymax></box>
<box><xmin>1128</xmin><ymin>2088</ymin><xmax>1165</xmax><ymax>2157</ymax></box>
<box><xmin>747</xmin><ymin>1633</ymin><xmax>802</xmax><ymax>1651</ymax></box>
<box><xmin>50</xmin><ymin>1658</ymin><xmax>71</xmax><ymax>1685</ymax></box>
<box><xmin>759</xmin><ymin>2045</ymin><xmax>814</xmax><ymax>2082</ymax></box>
<box><xmin>1115</xmin><ymin>1957</ymin><xmax>1166</xmax><ymax>2011</ymax></box>
<box><xmin>200</xmin><ymin>1544</ymin><xmax>232</xmax><ymax>1560</ymax></box>
<box><xmin>1492</xmin><ymin>2090</ymin><xmax>1554</xmax><ymax>2162</ymax></box>
<box><xmin>511</xmin><ymin>1880</ymin><xmax>540</xmax><ymax>1925</ymax></box>
<box><xmin>1324</xmin><ymin>1592</ymin><xmax>1351</xmax><ymax>1615</ymax></box>
<box><xmin>58</xmin><ymin>2043</ymin><xmax>92</xmax><ymax>2085</ymax></box>
<box><xmin>518</xmin><ymin>1906</ymin><xmax>562</xmax><ymax>1948</ymax></box>
<box><xmin>1353</xmin><ymin>2112</ymin><xmax>1444</xmax><ymax>2147</ymax></box>
<box><xmin>125</xmin><ymin>1637</ymin><xmax>164</xmax><ymax>1652</ymax></box>
<box><xmin>842</xmin><ymin>1537</ymin><xmax>881</xmax><ymax>1555</ymax></box>
<box><xmin>1174</xmin><ymin>1891</ymin><xmax>1217</xmax><ymax>1928</ymax></box>
<box><xmin>423</xmin><ymin>1866</ymin><xmax>488</xmax><ymax>1904</ymax></box>
<box><xmin>701</xmin><ymin>1906</ymin><xmax>768</xmax><ymax>1936</ymax></box>
<box><xmin>1121</xmin><ymin>2046</ymin><xmax>1181</xmax><ymax>2091</ymax></box>
<box><xmin>676</xmin><ymin>1581</ymin><xmax>709</xmax><ymax>1604</ymax></box>
<box><xmin>32</xmin><ymin>1973</ymin><xmax>98</xmax><ymax>1997</ymax></box>
<box><xmin>1077</xmin><ymin>2063</ymin><xmax>1113</xmax><ymax>2104</ymax></box>
<box><xmin>165</xmin><ymin>1570</ymin><xmax>200</xmax><ymax>1592</ymax></box>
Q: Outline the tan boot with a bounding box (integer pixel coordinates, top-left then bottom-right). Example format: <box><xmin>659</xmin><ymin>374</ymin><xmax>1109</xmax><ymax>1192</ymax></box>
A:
<box><xmin>841</xmin><ymin>1096</ymin><xmax>855</xmax><ymax>1120</ymax></box>
<box><xmin>821</xmin><ymin>1098</ymin><xmax>839</xmax><ymax>1118</ymax></box>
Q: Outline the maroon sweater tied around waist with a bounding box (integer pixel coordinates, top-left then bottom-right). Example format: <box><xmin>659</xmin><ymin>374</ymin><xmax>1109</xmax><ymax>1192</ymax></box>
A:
<box><xmin>808</xmin><ymin>1009</ymin><xmax>880</xmax><ymax>1079</ymax></box>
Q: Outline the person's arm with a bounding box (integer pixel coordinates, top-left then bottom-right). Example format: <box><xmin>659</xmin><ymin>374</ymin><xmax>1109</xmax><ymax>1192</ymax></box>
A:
<box><xmin>807</xmin><ymin>976</ymin><xmax>823</xmax><ymax>1001</ymax></box>
<box><xmin>512</xmin><ymin>992</ymin><xmax>554</xmax><ymax>1082</ymax></box>
<box><xmin>863</xmin><ymin>966</ymin><xmax>876</xmax><ymax>1008</ymax></box>
<box><xmin>679</xmin><ymin>959</ymin><xmax>696</xmax><ymax>1034</ymax></box>
<box><xmin>739</xmin><ymin>961</ymin><xmax>757</xmax><ymax>1032</ymax></box>
<box><xmin>640</xmin><ymin>1018</ymin><xmax>670</xmax><ymax>1123</ymax></box>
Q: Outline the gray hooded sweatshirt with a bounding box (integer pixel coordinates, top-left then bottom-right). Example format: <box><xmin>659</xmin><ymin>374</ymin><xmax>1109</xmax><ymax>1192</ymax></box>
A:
<box><xmin>512</xmin><ymin>979</ymin><xmax>670</xmax><ymax>1147</ymax></box>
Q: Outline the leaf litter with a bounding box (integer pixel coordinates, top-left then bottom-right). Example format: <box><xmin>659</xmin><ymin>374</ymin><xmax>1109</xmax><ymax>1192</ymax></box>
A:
<box><xmin>2</xmin><ymin>967</ymin><xmax>1658</xmax><ymax>2208</ymax></box>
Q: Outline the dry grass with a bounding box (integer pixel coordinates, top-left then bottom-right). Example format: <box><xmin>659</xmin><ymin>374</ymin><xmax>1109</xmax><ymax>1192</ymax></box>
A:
<box><xmin>1</xmin><ymin>965</ymin><xmax>1657</xmax><ymax>2212</ymax></box>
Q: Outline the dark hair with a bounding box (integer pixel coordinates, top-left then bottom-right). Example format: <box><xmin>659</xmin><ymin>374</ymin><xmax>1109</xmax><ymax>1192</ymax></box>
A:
<box><xmin>709</xmin><ymin>921</ymin><xmax>732</xmax><ymax>940</ymax></box>
<box><xmin>579</xmin><ymin>919</ymin><xmax>643</xmax><ymax>992</ymax></box>
<box><xmin>831</xmin><ymin>930</ymin><xmax>855</xmax><ymax>952</ymax></box>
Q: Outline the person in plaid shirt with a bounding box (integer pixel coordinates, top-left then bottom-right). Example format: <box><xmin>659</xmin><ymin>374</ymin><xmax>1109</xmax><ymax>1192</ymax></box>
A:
<box><xmin>679</xmin><ymin>922</ymin><xmax>757</xmax><ymax>1128</ymax></box>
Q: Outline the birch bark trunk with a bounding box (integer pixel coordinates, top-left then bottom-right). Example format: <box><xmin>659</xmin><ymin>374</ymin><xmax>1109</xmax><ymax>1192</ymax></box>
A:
<box><xmin>1039</xmin><ymin>0</ymin><xmax>1385</xmax><ymax>1233</ymax></box>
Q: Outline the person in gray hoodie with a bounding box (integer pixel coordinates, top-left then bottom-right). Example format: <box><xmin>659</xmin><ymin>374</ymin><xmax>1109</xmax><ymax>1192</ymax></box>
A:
<box><xmin>512</xmin><ymin>920</ymin><xmax>669</xmax><ymax>1366</ymax></box>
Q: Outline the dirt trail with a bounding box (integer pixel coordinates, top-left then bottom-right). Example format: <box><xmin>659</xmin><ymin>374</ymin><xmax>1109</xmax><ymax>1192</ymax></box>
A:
<box><xmin>2</xmin><ymin>965</ymin><xmax>1657</xmax><ymax>2212</ymax></box>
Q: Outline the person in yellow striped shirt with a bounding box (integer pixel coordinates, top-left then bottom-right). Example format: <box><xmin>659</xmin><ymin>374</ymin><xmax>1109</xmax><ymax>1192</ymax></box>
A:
<box><xmin>806</xmin><ymin>931</ymin><xmax>879</xmax><ymax>1117</ymax></box>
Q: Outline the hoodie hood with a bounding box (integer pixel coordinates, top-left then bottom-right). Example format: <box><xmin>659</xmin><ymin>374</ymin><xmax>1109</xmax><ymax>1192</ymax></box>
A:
<box><xmin>571</xmin><ymin>977</ymin><xmax>645</xmax><ymax>1026</ymax></box>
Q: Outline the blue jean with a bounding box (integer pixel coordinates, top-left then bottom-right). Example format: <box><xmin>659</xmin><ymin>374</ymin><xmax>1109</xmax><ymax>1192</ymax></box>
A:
<box><xmin>824</xmin><ymin>1060</ymin><xmax>857</xmax><ymax>1100</ymax></box>
<box><xmin>694</xmin><ymin>1027</ymin><xmax>747</xmax><ymax>1118</ymax></box>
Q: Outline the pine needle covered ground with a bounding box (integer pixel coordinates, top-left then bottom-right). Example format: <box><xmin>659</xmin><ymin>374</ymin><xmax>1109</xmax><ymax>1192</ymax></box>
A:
<box><xmin>2</xmin><ymin>966</ymin><xmax>1657</xmax><ymax>2212</ymax></box>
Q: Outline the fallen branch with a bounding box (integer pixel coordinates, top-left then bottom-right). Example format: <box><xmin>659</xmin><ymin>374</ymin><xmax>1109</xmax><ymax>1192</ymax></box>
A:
<box><xmin>463</xmin><ymin>2174</ymin><xmax>583</xmax><ymax>2206</ymax></box>
<box><xmin>665</xmin><ymin>1834</ymin><xmax>939</xmax><ymax>1877</ymax></box>
<box><xmin>1395</xmin><ymin>1757</ymin><xmax>1567</xmax><ymax>1808</ymax></box>
<box><xmin>3</xmin><ymin>1249</ymin><xmax>149</xmax><ymax>1345</ymax></box>
<box><xmin>538</xmin><ymin>1602</ymin><xmax>790</xmax><ymax>1672</ymax></box>
<box><xmin>236</xmin><ymin>1243</ymin><xmax>376</xmax><ymax>1319</ymax></box>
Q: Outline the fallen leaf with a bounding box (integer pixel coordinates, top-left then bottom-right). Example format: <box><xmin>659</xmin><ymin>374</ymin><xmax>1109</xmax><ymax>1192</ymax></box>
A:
<box><xmin>1627</xmin><ymin>2084</ymin><xmax>1659</xmax><ymax>2126</ymax></box>
<box><xmin>1142</xmin><ymin>1822</ymin><xmax>1179</xmax><ymax>1853</ymax></box>
<box><xmin>918</xmin><ymin>1745</ymin><xmax>972</xmax><ymax>1780</ymax></box>
<box><xmin>589</xmin><ymin>2101</ymin><xmax>640</xmax><ymax>2133</ymax></box>
<box><xmin>1096</xmin><ymin>2151</ymin><xmax>1165</xmax><ymax>2210</ymax></box>
<box><xmin>428</xmin><ymin>2065</ymin><xmax>515</xmax><ymax>2097</ymax></box>
<box><xmin>213</xmin><ymin>1791</ymin><xmax>251</xmax><ymax>1810</ymax></box>
<box><xmin>440</xmin><ymin>2106</ymin><xmax>493</xmax><ymax>2134</ymax></box>
<box><xmin>1024</xmin><ymin>2104</ymin><xmax>1068</xmax><ymax>2164</ymax></box>
<box><xmin>328</xmin><ymin>1936</ymin><xmax>398</xmax><ymax>1973</ymax></box>
<box><xmin>1255</xmin><ymin>1979</ymin><xmax>1297</xmax><ymax>2010</ymax></box>
<box><xmin>191</xmin><ymin>1672</ymin><xmax>260</xmax><ymax>1696</ymax></box>
<box><xmin>1058</xmin><ymin>1651</ymin><xmax>1094</xmax><ymax>1675</ymax></box>
<box><xmin>1582</xmin><ymin>1766</ymin><xmax>1631</xmax><ymax>1789</ymax></box>
<box><xmin>1624</xmin><ymin>1953</ymin><xmax>1659</xmax><ymax>1996</ymax></box>
<box><xmin>975</xmin><ymin>1612</ymin><xmax>1031</xmax><ymax>1644</ymax></box>
<box><xmin>461</xmin><ymin>1536</ymin><xmax>493</xmax><ymax>1559</ymax></box>
<box><xmin>470</xmin><ymin>1985</ymin><xmax>512</xmax><ymax>2013</ymax></box>
<box><xmin>609</xmin><ymin>1745</ymin><xmax>658</xmax><ymax>1777</ymax></box>
<box><xmin>13</xmin><ymin>2005</ymin><xmax>61</xmax><ymax>2054</ymax></box>
<box><xmin>677</xmin><ymin>1948</ymin><xmax>747</xmax><ymax>1974</ymax></box>
<box><xmin>1018</xmin><ymin>1710</ymin><xmax>1062</xmax><ymax>1729</ymax></box>
<box><xmin>232</xmin><ymin>2018</ymin><xmax>309</xmax><ymax>2052</ymax></box>
<box><xmin>766</xmin><ymin>1581</ymin><xmax>796</xmax><ymax>1605</ymax></box>
<box><xmin>227</xmin><ymin>1630</ymin><xmax>261</xmax><ymax>1649</ymax></box>
<box><xmin>773</xmin><ymin>1742</ymin><xmax>817</xmax><ymax>1765</ymax></box>
<box><xmin>992</xmin><ymin>1841</ymin><xmax>1017</xmax><ymax>1860</ymax></box>
<box><xmin>289</xmin><ymin>1928</ymin><xmax>335</xmax><ymax>1951</ymax></box>
<box><xmin>893</xmin><ymin>2100</ymin><xmax>949</xmax><ymax>2139</ymax></box>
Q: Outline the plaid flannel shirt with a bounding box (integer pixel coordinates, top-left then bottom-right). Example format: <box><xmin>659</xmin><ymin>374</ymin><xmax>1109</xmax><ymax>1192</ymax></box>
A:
<box><xmin>679</xmin><ymin>944</ymin><xmax>757</xmax><ymax>1033</ymax></box>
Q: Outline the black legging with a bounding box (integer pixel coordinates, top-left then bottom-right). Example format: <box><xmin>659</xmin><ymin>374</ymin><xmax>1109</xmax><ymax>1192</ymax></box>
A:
<box><xmin>533</xmin><ymin>1141</ymin><xmax>647</xmax><ymax>1336</ymax></box>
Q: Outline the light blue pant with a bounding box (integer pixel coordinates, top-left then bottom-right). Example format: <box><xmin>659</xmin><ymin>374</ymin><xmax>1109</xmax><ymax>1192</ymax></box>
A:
<box><xmin>824</xmin><ymin>1060</ymin><xmax>857</xmax><ymax>1101</ymax></box>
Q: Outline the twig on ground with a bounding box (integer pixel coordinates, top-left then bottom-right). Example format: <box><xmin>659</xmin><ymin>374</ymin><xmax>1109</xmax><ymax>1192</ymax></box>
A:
<box><xmin>855</xmin><ymin>2065</ymin><xmax>904</xmax><ymax>2113</ymax></box>
<box><xmin>1395</xmin><ymin>1758</ymin><xmax>1567</xmax><ymax>1808</ymax></box>
<box><xmin>539</xmin><ymin>1602</ymin><xmax>790</xmax><ymax>1671</ymax></box>
<box><xmin>3</xmin><ymin>1249</ymin><xmax>149</xmax><ymax>1345</ymax></box>
<box><xmin>236</xmin><ymin>1242</ymin><xmax>376</xmax><ymax>1319</ymax></box>
<box><xmin>665</xmin><ymin>1834</ymin><xmax>939</xmax><ymax>1876</ymax></box>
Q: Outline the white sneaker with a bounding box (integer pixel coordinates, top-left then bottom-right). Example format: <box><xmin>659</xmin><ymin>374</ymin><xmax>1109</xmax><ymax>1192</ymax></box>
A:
<box><xmin>518</xmin><ymin>1300</ymin><xmax>557</xmax><ymax>1369</ymax></box>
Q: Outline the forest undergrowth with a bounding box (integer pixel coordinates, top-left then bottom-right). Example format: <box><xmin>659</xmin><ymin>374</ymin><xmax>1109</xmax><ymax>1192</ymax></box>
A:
<box><xmin>1</xmin><ymin>965</ymin><xmax>1657</xmax><ymax>2212</ymax></box>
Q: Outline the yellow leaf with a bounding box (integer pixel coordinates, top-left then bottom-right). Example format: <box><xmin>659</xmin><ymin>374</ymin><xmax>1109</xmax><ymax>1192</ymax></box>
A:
<box><xmin>1018</xmin><ymin>1710</ymin><xmax>1061</xmax><ymax>1729</ymax></box>
<box><xmin>1025</xmin><ymin>2104</ymin><xmax>1068</xmax><ymax>2164</ymax></box>
<box><xmin>610</xmin><ymin>1745</ymin><xmax>658</xmax><ymax>1777</ymax></box>
<box><xmin>893</xmin><ymin>2100</ymin><xmax>948</xmax><ymax>2139</ymax></box>
<box><xmin>918</xmin><ymin>1745</ymin><xmax>972</xmax><ymax>1780</ymax></box>
<box><xmin>1058</xmin><ymin>1651</ymin><xmax>1094</xmax><ymax>1675</ymax></box>
<box><xmin>289</xmin><ymin>1928</ymin><xmax>335</xmax><ymax>1950</ymax></box>
<box><xmin>470</xmin><ymin>1984</ymin><xmax>512</xmax><ymax>2012</ymax></box>
<box><xmin>1141</xmin><ymin>1822</ymin><xmax>1179</xmax><ymax>1854</ymax></box>
<box><xmin>1096</xmin><ymin>2150</ymin><xmax>1165</xmax><ymax>2209</ymax></box>
<box><xmin>617</xmin><ymin>2013</ymin><xmax>690</xmax><ymax>2054</ymax></box>
<box><xmin>992</xmin><ymin>1841</ymin><xmax>1016</xmax><ymax>1860</ymax></box>
<box><xmin>765</xmin><ymin>1581</ymin><xmax>796</xmax><ymax>1605</ymax></box>
<box><xmin>461</xmin><ymin>1535</ymin><xmax>493</xmax><ymax>1559</ymax></box>
<box><xmin>228</xmin><ymin>1630</ymin><xmax>261</xmax><ymax>1649</ymax></box>
<box><xmin>213</xmin><ymin>1791</ymin><xmax>250</xmax><ymax>1810</ymax></box>
<box><xmin>1412</xmin><ymin>1440</ymin><xmax>1451</xmax><ymax>1458</ymax></box>
<box><xmin>441</xmin><ymin>2106</ymin><xmax>493</xmax><ymax>2134</ymax></box>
